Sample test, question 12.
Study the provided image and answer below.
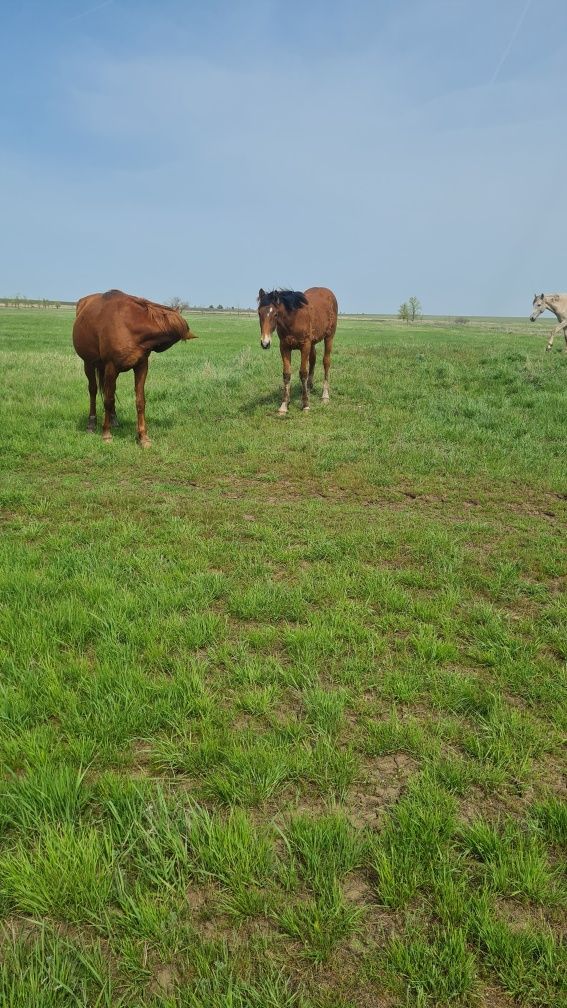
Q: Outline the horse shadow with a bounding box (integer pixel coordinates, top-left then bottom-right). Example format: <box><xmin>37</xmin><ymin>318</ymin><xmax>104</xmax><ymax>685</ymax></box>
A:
<box><xmin>240</xmin><ymin>391</ymin><xmax>284</xmax><ymax>415</ymax></box>
<box><xmin>75</xmin><ymin>410</ymin><xmax>176</xmax><ymax>437</ymax></box>
<box><xmin>240</xmin><ymin>386</ymin><xmax>324</xmax><ymax>416</ymax></box>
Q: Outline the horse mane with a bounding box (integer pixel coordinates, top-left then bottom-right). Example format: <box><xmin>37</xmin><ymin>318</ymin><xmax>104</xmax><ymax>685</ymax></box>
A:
<box><xmin>259</xmin><ymin>289</ymin><xmax>308</xmax><ymax>312</ymax></box>
<box><xmin>143</xmin><ymin>300</ymin><xmax>188</xmax><ymax>337</ymax></box>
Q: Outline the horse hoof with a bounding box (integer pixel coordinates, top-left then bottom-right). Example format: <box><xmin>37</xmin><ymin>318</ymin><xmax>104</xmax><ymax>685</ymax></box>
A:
<box><xmin>322</xmin><ymin>397</ymin><xmax>330</xmax><ymax>404</ymax></box>
<box><xmin>302</xmin><ymin>406</ymin><xmax>310</xmax><ymax>412</ymax></box>
<box><xmin>277</xmin><ymin>408</ymin><xmax>288</xmax><ymax>416</ymax></box>
<box><xmin>102</xmin><ymin>433</ymin><xmax>112</xmax><ymax>443</ymax></box>
<box><xmin>86</xmin><ymin>425</ymin><xmax>96</xmax><ymax>433</ymax></box>
<box><xmin>138</xmin><ymin>437</ymin><xmax>151</xmax><ymax>448</ymax></box>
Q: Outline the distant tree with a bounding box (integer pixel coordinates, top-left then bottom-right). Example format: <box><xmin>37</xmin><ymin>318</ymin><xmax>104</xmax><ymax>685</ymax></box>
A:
<box><xmin>216</xmin><ymin>304</ymin><xmax>223</xmax><ymax>310</ymax></box>
<box><xmin>408</xmin><ymin>296</ymin><xmax>422</xmax><ymax>322</ymax></box>
<box><xmin>208</xmin><ymin>304</ymin><xmax>214</xmax><ymax>310</ymax></box>
<box><xmin>454</xmin><ymin>316</ymin><xmax>469</xmax><ymax>325</ymax></box>
<box><xmin>398</xmin><ymin>302</ymin><xmax>410</xmax><ymax>323</ymax></box>
<box><xmin>168</xmin><ymin>296</ymin><xmax>190</xmax><ymax>313</ymax></box>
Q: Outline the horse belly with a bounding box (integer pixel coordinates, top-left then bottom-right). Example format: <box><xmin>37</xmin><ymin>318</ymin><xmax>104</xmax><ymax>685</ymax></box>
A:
<box><xmin>97</xmin><ymin>326</ymin><xmax>144</xmax><ymax>371</ymax></box>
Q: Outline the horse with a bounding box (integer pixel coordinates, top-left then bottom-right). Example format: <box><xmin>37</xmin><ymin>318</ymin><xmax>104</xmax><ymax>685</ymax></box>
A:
<box><xmin>530</xmin><ymin>293</ymin><xmax>567</xmax><ymax>351</ymax></box>
<box><xmin>72</xmin><ymin>289</ymin><xmax>197</xmax><ymax>446</ymax></box>
<box><xmin>257</xmin><ymin>287</ymin><xmax>338</xmax><ymax>414</ymax></box>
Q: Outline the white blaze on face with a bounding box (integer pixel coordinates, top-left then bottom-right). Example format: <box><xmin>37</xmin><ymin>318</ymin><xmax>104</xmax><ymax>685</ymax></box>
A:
<box><xmin>261</xmin><ymin>304</ymin><xmax>275</xmax><ymax>346</ymax></box>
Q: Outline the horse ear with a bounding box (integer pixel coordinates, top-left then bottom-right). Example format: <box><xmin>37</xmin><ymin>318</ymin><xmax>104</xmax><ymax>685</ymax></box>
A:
<box><xmin>272</xmin><ymin>291</ymin><xmax>279</xmax><ymax>305</ymax></box>
<box><xmin>258</xmin><ymin>289</ymin><xmax>265</xmax><ymax>303</ymax></box>
<box><xmin>540</xmin><ymin>293</ymin><xmax>544</xmax><ymax>299</ymax></box>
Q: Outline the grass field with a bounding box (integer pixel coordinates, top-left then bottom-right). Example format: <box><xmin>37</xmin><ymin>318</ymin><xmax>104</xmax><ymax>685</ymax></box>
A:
<box><xmin>0</xmin><ymin>307</ymin><xmax>566</xmax><ymax>1007</ymax></box>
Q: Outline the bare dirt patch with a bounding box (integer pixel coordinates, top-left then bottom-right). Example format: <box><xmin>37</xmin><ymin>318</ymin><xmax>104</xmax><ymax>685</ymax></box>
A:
<box><xmin>350</xmin><ymin>754</ymin><xmax>420</xmax><ymax>828</ymax></box>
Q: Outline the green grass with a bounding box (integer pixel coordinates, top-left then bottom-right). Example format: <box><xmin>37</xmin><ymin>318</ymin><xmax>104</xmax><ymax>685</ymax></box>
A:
<box><xmin>0</xmin><ymin>307</ymin><xmax>566</xmax><ymax>1005</ymax></box>
<box><xmin>382</xmin><ymin>924</ymin><xmax>477</xmax><ymax>1006</ymax></box>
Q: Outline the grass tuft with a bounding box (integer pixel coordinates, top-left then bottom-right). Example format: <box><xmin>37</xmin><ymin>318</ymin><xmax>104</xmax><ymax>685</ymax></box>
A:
<box><xmin>383</xmin><ymin>924</ymin><xmax>477</xmax><ymax>1006</ymax></box>
<box><xmin>276</xmin><ymin>882</ymin><xmax>362</xmax><ymax>964</ymax></box>
<box><xmin>0</xmin><ymin>824</ymin><xmax>118</xmax><ymax>922</ymax></box>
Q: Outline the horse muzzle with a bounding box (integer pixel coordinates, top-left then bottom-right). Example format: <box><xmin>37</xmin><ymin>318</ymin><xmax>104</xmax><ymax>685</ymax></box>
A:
<box><xmin>529</xmin><ymin>315</ymin><xmax>536</xmax><ymax>322</ymax></box>
<box><xmin>260</xmin><ymin>339</ymin><xmax>271</xmax><ymax>350</ymax></box>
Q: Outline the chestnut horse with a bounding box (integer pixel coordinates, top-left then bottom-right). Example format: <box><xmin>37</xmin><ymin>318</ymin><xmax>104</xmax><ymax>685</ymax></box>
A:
<box><xmin>257</xmin><ymin>287</ymin><xmax>338</xmax><ymax>413</ymax></box>
<box><xmin>72</xmin><ymin>289</ymin><xmax>197</xmax><ymax>446</ymax></box>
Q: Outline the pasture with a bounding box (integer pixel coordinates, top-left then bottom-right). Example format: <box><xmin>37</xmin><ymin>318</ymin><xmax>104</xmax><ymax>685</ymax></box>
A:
<box><xmin>0</xmin><ymin>307</ymin><xmax>566</xmax><ymax>1007</ymax></box>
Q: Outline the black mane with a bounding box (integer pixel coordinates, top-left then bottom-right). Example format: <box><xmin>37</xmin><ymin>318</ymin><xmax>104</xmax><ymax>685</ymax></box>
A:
<box><xmin>259</xmin><ymin>289</ymin><xmax>308</xmax><ymax>312</ymax></box>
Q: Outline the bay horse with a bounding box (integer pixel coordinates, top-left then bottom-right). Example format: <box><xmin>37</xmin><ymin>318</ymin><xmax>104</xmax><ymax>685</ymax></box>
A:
<box><xmin>257</xmin><ymin>287</ymin><xmax>338</xmax><ymax>413</ymax></box>
<box><xmin>530</xmin><ymin>292</ymin><xmax>567</xmax><ymax>351</ymax></box>
<box><xmin>72</xmin><ymin>289</ymin><xmax>197</xmax><ymax>446</ymax></box>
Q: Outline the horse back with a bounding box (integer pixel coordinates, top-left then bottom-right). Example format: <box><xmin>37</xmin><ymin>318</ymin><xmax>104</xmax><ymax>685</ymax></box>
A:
<box><xmin>304</xmin><ymin>287</ymin><xmax>338</xmax><ymax>340</ymax></box>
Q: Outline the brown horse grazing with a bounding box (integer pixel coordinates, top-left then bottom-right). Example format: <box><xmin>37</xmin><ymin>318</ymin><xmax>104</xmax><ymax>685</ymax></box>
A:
<box><xmin>72</xmin><ymin>289</ymin><xmax>197</xmax><ymax>446</ymax></box>
<box><xmin>257</xmin><ymin>287</ymin><xmax>338</xmax><ymax>414</ymax></box>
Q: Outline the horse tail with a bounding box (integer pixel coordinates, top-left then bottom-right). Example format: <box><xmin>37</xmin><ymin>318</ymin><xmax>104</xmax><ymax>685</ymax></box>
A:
<box><xmin>97</xmin><ymin>364</ymin><xmax>105</xmax><ymax>401</ymax></box>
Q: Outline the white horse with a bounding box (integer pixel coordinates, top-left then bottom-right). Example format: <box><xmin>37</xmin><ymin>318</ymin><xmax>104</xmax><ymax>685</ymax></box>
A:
<box><xmin>530</xmin><ymin>293</ymin><xmax>567</xmax><ymax>351</ymax></box>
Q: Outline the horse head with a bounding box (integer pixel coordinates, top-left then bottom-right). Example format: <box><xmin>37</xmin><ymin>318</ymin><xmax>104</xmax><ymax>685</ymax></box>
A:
<box><xmin>530</xmin><ymin>293</ymin><xmax>546</xmax><ymax>321</ymax></box>
<box><xmin>257</xmin><ymin>289</ymin><xmax>279</xmax><ymax>349</ymax></box>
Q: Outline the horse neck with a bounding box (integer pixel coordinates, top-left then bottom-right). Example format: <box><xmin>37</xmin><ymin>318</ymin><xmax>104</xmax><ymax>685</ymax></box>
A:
<box><xmin>545</xmin><ymin>295</ymin><xmax>566</xmax><ymax>320</ymax></box>
<box><xmin>145</xmin><ymin>332</ymin><xmax>181</xmax><ymax>353</ymax></box>
<box><xmin>276</xmin><ymin>305</ymin><xmax>301</xmax><ymax>336</ymax></box>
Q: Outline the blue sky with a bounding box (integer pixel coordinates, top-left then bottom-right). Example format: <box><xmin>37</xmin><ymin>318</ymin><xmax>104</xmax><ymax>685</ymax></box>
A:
<box><xmin>2</xmin><ymin>0</ymin><xmax>566</xmax><ymax>314</ymax></box>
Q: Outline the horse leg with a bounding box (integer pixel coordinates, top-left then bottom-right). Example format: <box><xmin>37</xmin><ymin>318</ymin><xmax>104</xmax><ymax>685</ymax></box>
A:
<box><xmin>97</xmin><ymin>364</ymin><xmax>118</xmax><ymax>426</ymax></box>
<box><xmin>322</xmin><ymin>335</ymin><xmax>334</xmax><ymax>403</ymax></box>
<box><xmin>546</xmin><ymin>324</ymin><xmax>563</xmax><ymax>351</ymax></box>
<box><xmin>278</xmin><ymin>345</ymin><xmax>292</xmax><ymax>415</ymax></box>
<box><xmin>299</xmin><ymin>344</ymin><xmax>311</xmax><ymax>411</ymax></box>
<box><xmin>551</xmin><ymin>320</ymin><xmax>567</xmax><ymax>351</ymax></box>
<box><xmin>102</xmin><ymin>363</ymin><xmax>117</xmax><ymax>442</ymax></box>
<box><xmin>84</xmin><ymin>362</ymin><xmax>97</xmax><ymax>431</ymax></box>
<box><xmin>134</xmin><ymin>357</ymin><xmax>151</xmax><ymax>447</ymax></box>
<box><xmin>308</xmin><ymin>345</ymin><xmax>316</xmax><ymax>390</ymax></box>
